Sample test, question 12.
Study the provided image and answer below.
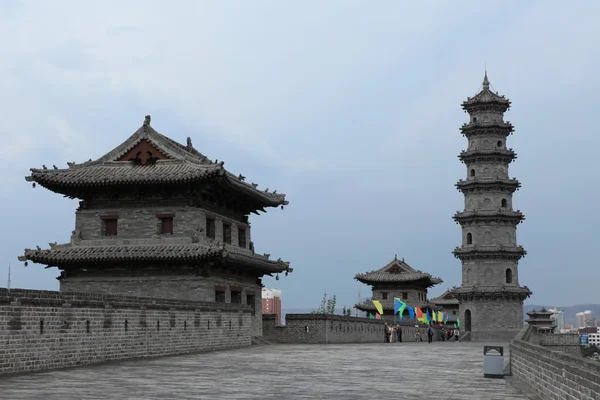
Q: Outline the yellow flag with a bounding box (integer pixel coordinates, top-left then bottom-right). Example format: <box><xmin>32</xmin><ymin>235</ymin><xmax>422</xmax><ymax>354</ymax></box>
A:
<box><xmin>372</xmin><ymin>300</ymin><xmax>384</xmax><ymax>315</ymax></box>
<box><xmin>438</xmin><ymin>311</ymin><xmax>443</xmax><ymax>322</ymax></box>
<box><xmin>432</xmin><ymin>311</ymin><xmax>437</xmax><ymax>322</ymax></box>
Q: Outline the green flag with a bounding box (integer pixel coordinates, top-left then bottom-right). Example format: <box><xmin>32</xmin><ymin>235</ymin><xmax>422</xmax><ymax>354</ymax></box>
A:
<box><xmin>453</xmin><ymin>323</ymin><xmax>457</xmax><ymax>328</ymax></box>
<box><xmin>457</xmin><ymin>317</ymin><xmax>461</xmax><ymax>327</ymax></box>
<box><xmin>369</xmin><ymin>313</ymin><xmax>375</xmax><ymax>319</ymax></box>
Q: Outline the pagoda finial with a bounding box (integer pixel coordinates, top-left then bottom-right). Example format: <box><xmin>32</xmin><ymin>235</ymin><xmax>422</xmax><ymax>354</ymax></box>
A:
<box><xmin>394</xmin><ymin>254</ymin><xmax>397</xmax><ymax>260</ymax></box>
<box><xmin>482</xmin><ymin>68</ymin><xmax>490</xmax><ymax>90</ymax></box>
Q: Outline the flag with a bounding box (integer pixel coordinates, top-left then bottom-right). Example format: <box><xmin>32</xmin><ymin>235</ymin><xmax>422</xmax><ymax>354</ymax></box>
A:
<box><xmin>432</xmin><ymin>310</ymin><xmax>437</xmax><ymax>322</ymax></box>
<box><xmin>398</xmin><ymin>313</ymin><xmax>403</xmax><ymax>322</ymax></box>
<box><xmin>372</xmin><ymin>300</ymin><xmax>384</xmax><ymax>316</ymax></box>
<box><xmin>375</xmin><ymin>313</ymin><xmax>381</xmax><ymax>320</ymax></box>
<box><xmin>437</xmin><ymin>311</ymin><xmax>443</xmax><ymax>322</ymax></box>
<box><xmin>369</xmin><ymin>313</ymin><xmax>375</xmax><ymax>319</ymax></box>
<box><xmin>408</xmin><ymin>306</ymin><xmax>415</xmax><ymax>320</ymax></box>
<box><xmin>457</xmin><ymin>317</ymin><xmax>461</xmax><ymax>327</ymax></box>
<box><xmin>416</xmin><ymin>307</ymin><xmax>423</xmax><ymax>319</ymax></box>
<box><xmin>453</xmin><ymin>323</ymin><xmax>457</xmax><ymax>328</ymax></box>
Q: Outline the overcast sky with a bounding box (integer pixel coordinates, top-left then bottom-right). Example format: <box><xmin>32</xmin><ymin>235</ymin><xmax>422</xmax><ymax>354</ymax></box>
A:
<box><xmin>1</xmin><ymin>1</ymin><xmax>599</xmax><ymax>310</ymax></box>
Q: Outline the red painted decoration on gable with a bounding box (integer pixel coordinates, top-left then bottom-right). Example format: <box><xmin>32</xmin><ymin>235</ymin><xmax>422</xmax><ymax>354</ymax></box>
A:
<box><xmin>117</xmin><ymin>139</ymin><xmax>169</xmax><ymax>165</ymax></box>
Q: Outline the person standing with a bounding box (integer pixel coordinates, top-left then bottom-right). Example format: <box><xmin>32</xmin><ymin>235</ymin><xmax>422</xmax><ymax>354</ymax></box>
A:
<box><xmin>441</xmin><ymin>328</ymin><xmax>446</xmax><ymax>341</ymax></box>
<box><xmin>396</xmin><ymin>325</ymin><xmax>402</xmax><ymax>343</ymax></box>
<box><xmin>454</xmin><ymin>328</ymin><xmax>460</xmax><ymax>342</ymax></box>
<box><xmin>427</xmin><ymin>326</ymin><xmax>434</xmax><ymax>343</ymax></box>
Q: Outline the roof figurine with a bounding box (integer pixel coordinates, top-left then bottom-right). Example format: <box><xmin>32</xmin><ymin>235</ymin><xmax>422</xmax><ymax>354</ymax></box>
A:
<box><xmin>25</xmin><ymin>115</ymin><xmax>288</xmax><ymax>214</ymax></box>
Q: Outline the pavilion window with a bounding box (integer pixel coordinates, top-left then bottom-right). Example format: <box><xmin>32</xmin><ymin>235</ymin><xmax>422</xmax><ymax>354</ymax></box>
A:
<box><xmin>223</xmin><ymin>223</ymin><xmax>232</xmax><ymax>244</ymax></box>
<box><xmin>160</xmin><ymin>217</ymin><xmax>173</xmax><ymax>235</ymax></box>
<box><xmin>231</xmin><ymin>290</ymin><xmax>242</xmax><ymax>304</ymax></box>
<box><xmin>238</xmin><ymin>227</ymin><xmax>247</xmax><ymax>248</ymax></box>
<box><xmin>470</xmin><ymin>169</ymin><xmax>475</xmax><ymax>177</ymax></box>
<box><xmin>402</xmin><ymin>292</ymin><xmax>408</xmax><ymax>300</ymax></box>
<box><xmin>381</xmin><ymin>292</ymin><xmax>388</xmax><ymax>300</ymax></box>
<box><xmin>206</xmin><ymin>217</ymin><xmax>216</xmax><ymax>239</ymax></box>
<box><xmin>102</xmin><ymin>216</ymin><xmax>118</xmax><ymax>237</ymax></box>
<box><xmin>215</xmin><ymin>289</ymin><xmax>226</xmax><ymax>303</ymax></box>
<box><xmin>501</xmin><ymin>199</ymin><xmax>507</xmax><ymax>208</ymax></box>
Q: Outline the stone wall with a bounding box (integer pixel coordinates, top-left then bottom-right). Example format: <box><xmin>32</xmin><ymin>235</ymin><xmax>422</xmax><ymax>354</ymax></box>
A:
<box><xmin>509</xmin><ymin>328</ymin><xmax>600</xmax><ymax>400</ymax></box>
<box><xmin>60</xmin><ymin>271</ymin><xmax>263</xmax><ymax>337</ymax></box>
<box><xmin>0</xmin><ymin>289</ymin><xmax>252</xmax><ymax>376</ymax></box>
<box><xmin>263</xmin><ymin>314</ymin><xmax>444</xmax><ymax>344</ymax></box>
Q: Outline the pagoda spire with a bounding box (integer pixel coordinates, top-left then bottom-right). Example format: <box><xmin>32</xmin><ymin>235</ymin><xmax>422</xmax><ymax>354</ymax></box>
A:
<box><xmin>482</xmin><ymin>70</ymin><xmax>490</xmax><ymax>90</ymax></box>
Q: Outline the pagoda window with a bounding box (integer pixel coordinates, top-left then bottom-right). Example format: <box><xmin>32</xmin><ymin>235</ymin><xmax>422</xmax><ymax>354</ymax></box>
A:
<box><xmin>470</xmin><ymin>169</ymin><xmax>475</xmax><ymax>177</ymax></box>
<box><xmin>381</xmin><ymin>292</ymin><xmax>388</xmax><ymax>300</ymax></box>
<box><xmin>497</xmin><ymin>140</ymin><xmax>503</xmax><ymax>148</ymax></box>
<box><xmin>246</xmin><ymin>293</ymin><xmax>256</xmax><ymax>315</ymax></box>
<box><xmin>101</xmin><ymin>215</ymin><xmax>119</xmax><ymax>237</ymax></box>
<box><xmin>506</xmin><ymin>268</ymin><xmax>513</xmax><ymax>284</ymax></box>
<box><xmin>501</xmin><ymin>199</ymin><xmax>507</xmax><ymax>208</ymax></box>
<box><xmin>223</xmin><ymin>223</ymin><xmax>232</xmax><ymax>244</ymax></box>
<box><xmin>238</xmin><ymin>227</ymin><xmax>247</xmax><ymax>248</ymax></box>
<box><xmin>402</xmin><ymin>292</ymin><xmax>408</xmax><ymax>300</ymax></box>
<box><xmin>206</xmin><ymin>217</ymin><xmax>216</xmax><ymax>239</ymax></box>
<box><xmin>467</xmin><ymin>232</ymin><xmax>473</xmax><ymax>245</ymax></box>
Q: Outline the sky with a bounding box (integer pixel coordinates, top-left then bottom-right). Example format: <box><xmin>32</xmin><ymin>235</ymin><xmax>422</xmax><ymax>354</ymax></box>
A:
<box><xmin>1</xmin><ymin>1</ymin><xmax>599</xmax><ymax>310</ymax></box>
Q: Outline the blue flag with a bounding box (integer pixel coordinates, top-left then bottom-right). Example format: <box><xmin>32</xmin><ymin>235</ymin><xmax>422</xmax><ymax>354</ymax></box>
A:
<box><xmin>408</xmin><ymin>306</ymin><xmax>415</xmax><ymax>319</ymax></box>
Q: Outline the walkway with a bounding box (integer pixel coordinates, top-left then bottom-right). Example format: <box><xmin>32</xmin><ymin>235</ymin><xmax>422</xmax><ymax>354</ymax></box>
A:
<box><xmin>0</xmin><ymin>342</ymin><xmax>527</xmax><ymax>399</ymax></box>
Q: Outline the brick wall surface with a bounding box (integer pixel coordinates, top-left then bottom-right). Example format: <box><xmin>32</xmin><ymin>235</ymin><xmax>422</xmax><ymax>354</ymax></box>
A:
<box><xmin>0</xmin><ymin>289</ymin><xmax>252</xmax><ymax>376</ymax></box>
<box><xmin>263</xmin><ymin>314</ymin><xmax>444</xmax><ymax>344</ymax></box>
<box><xmin>510</xmin><ymin>338</ymin><xmax>600</xmax><ymax>400</ymax></box>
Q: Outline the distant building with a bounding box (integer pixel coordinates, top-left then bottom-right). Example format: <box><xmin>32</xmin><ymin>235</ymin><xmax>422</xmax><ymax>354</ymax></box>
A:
<box><xmin>579</xmin><ymin>327</ymin><xmax>600</xmax><ymax>346</ymax></box>
<box><xmin>549</xmin><ymin>309</ymin><xmax>565</xmax><ymax>331</ymax></box>
<box><xmin>576</xmin><ymin>310</ymin><xmax>593</xmax><ymax>328</ymax></box>
<box><xmin>262</xmin><ymin>288</ymin><xmax>282</xmax><ymax>325</ymax></box>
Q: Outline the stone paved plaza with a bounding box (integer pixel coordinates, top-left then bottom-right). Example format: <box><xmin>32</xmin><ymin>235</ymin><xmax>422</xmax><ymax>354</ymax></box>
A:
<box><xmin>0</xmin><ymin>342</ymin><xmax>528</xmax><ymax>399</ymax></box>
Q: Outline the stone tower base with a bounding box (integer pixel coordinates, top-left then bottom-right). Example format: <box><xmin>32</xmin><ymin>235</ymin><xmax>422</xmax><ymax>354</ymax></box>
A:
<box><xmin>458</xmin><ymin>298</ymin><xmax>525</xmax><ymax>342</ymax></box>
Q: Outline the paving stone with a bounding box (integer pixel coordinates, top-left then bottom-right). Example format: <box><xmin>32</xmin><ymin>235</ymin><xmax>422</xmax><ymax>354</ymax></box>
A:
<box><xmin>0</xmin><ymin>342</ymin><xmax>527</xmax><ymax>399</ymax></box>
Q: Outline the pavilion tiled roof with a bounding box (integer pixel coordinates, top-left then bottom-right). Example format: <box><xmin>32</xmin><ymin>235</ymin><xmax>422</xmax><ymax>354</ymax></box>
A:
<box><xmin>430</xmin><ymin>289</ymin><xmax>459</xmax><ymax>306</ymax></box>
<box><xmin>18</xmin><ymin>242</ymin><xmax>291</xmax><ymax>274</ymax></box>
<box><xmin>354</xmin><ymin>256</ymin><xmax>442</xmax><ymax>287</ymax></box>
<box><xmin>25</xmin><ymin>116</ymin><xmax>288</xmax><ymax>208</ymax></box>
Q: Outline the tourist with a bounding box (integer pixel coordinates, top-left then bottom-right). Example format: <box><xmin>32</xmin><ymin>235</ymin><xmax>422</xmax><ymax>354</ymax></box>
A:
<box><xmin>386</xmin><ymin>324</ymin><xmax>393</xmax><ymax>343</ymax></box>
<box><xmin>414</xmin><ymin>325</ymin><xmax>421</xmax><ymax>342</ymax></box>
<box><xmin>396</xmin><ymin>324</ymin><xmax>402</xmax><ymax>343</ymax></box>
<box><xmin>427</xmin><ymin>326</ymin><xmax>434</xmax><ymax>343</ymax></box>
<box><xmin>441</xmin><ymin>328</ymin><xmax>445</xmax><ymax>341</ymax></box>
<box><xmin>454</xmin><ymin>328</ymin><xmax>460</xmax><ymax>342</ymax></box>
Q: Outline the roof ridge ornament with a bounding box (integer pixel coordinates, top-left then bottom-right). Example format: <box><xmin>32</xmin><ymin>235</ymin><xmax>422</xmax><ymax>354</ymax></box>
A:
<box><xmin>143</xmin><ymin>115</ymin><xmax>151</xmax><ymax>133</ymax></box>
<box><xmin>482</xmin><ymin>71</ymin><xmax>490</xmax><ymax>90</ymax></box>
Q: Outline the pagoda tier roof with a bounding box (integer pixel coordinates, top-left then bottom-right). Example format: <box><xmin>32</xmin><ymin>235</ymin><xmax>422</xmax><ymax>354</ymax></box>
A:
<box><xmin>459</xmin><ymin>121</ymin><xmax>514</xmax><ymax>135</ymax></box>
<box><xmin>18</xmin><ymin>242</ymin><xmax>292</xmax><ymax>275</ymax></box>
<box><xmin>429</xmin><ymin>289</ymin><xmax>459</xmax><ymax>306</ymax></box>
<box><xmin>458</xmin><ymin>148</ymin><xmax>516</xmax><ymax>164</ymax></box>
<box><xmin>451</xmin><ymin>285</ymin><xmax>532</xmax><ymax>301</ymax></box>
<box><xmin>453</xmin><ymin>210</ymin><xmax>525</xmax><ymax>224</ymax></box>
<box><xmin>355</xmin><ymin>300</ymin><xmax>439</xmax><ymax>313</ymax></box>
<box><xmin>25</xmin><ymin>116</ymin><xmax>288</xmax><ymax>209</ymax></box>
<box><xmin>455</xmin><ymin>177</ymin><xmax>521</xmax><ymax>193</ymax></box>
<box><xmin>461</xmin><ymin>73</ymin><xmax>511</xmax><ymax>111</ymax></box>
<box><xmin>452</xmin><ymin>245</ymin><xmax>526</xmax><ymax>261</ymax></box>
<box><xmin>354</xmin><ymin>256</ymin><xmax>442</xmax><ymax>287</ymax></box>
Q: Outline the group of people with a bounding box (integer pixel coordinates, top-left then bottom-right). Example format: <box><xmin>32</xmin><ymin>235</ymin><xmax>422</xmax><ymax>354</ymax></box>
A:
<box><xmin>384</xmin><ymin>324</ymin><xmax>460</xmax><ymax>343</ymax></box>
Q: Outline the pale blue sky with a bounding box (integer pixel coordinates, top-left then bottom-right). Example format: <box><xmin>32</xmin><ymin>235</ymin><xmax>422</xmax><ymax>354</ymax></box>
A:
<box><xmin>1</xmin><ymin>1</ymin><xmax>599</xmax><ymax>309</ymax></box>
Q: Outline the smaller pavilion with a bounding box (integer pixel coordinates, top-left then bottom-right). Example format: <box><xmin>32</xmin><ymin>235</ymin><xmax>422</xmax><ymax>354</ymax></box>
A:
<box><xmin>354</xmin><ymin>255</ymin><xmax>442</xmax><ymax>320</ymax></box>
<box><xmin>430</xmin><ymin>289</ymin><xmax>460</xmax><ymax>326</ymax></box>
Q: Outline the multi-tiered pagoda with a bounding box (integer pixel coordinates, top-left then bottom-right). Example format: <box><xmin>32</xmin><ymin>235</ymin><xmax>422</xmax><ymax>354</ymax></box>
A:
<box><xmin>451</xmin><ymin>73</ymin><xmax>531</xmax><ymax>341</ymax></box>
<box><xmin>354</xmin><ymin>256</ymin><xmax>442</xmax><ymax>319</ymax></box>
<box><xmin>19</xmin><ymin>116</ymin><xmax>292</xmax><ymax>336</ymax></box>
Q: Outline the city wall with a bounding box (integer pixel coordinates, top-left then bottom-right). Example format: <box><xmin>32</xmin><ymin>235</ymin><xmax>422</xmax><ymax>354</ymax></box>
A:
<box><xmin>509</xmin><ymin>327</ymin><xmax>600</xmax><ymax>400</ymax></box>
<box><xmin>263</xmin><ymin>314</ymin><xmax>445</xmax><ymax>344</ymax></box>
<box><xmin>0</xmin><ymin>288</ymin><xmax>252</xmax><ymax>376</ymax></box>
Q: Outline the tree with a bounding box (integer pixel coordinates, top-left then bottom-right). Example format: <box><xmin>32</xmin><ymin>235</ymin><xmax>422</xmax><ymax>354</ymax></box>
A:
<box><xmin>311</xmin><ymin>291</ymin><xmax>337</xmax><ymax>315</ymax></box>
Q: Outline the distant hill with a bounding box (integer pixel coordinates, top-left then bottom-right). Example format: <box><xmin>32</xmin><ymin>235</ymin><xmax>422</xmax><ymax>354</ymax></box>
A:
<box><xmin>525</xmin><ymin>304</ymin><xmax>600</xmax><ymax>326</ymax></box>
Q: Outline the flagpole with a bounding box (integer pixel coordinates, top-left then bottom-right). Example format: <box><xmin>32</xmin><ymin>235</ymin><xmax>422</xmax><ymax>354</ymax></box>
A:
<box><xmin>8</xmin><ymin>263</ymin><xmax>11</xmax><ymax>293</ymax></box>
